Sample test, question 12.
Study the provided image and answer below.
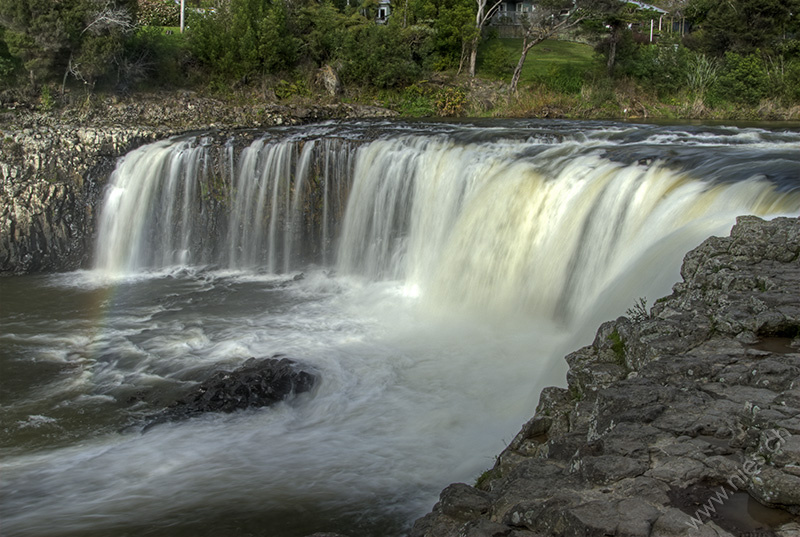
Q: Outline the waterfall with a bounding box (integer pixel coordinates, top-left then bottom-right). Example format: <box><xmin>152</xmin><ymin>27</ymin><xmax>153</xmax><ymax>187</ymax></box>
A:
<box><xmin>94</xmin><ymin>123</ymin><xmax>800</xmax><ymax>323</ymax></box>
<box><xmin>94</xmin><ymin>139</ymin><xmax>209</xmax><ymax>274</ymax></box>
<box><xmin>93</xmin><ymin>135</ymin><xmax>356</xmax><ymax>276</ymax></box>
<box><xmin>336</xmin><ymin>134</ymin><xmax>800</xmax><ymax>323</ymax></box>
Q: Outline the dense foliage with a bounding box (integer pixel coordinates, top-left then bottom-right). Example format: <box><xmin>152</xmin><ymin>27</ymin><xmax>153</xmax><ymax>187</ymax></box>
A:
<box><xmin>597</xmin><ymin>0</ymin><xmax>800</xmax><ymax>106</ymax></box>
<box><xmin>0</xmin><ymin>0</ymin><xmax>139</xmax><ymax>87</ymax></box>
<box><xmin>188</xmin><ymin>0</ymin><xmax>298</xmax><ymax>81</ymax></box>
<box><xmin>1</xmin><ymin>0</ymin><xmax>799</xmax><ymax>113</ymax></box>
<box><xmin>137</xmin><ymin>0</ymin><xmax>180</xmax><ymax>27</ymax></box>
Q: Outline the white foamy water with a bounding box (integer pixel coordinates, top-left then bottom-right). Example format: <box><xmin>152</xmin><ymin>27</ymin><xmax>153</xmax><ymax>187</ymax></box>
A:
<box><xmin>2</xmin><ymin>120</ymin><xmax>799</xmax><ymax>537</ymax></box>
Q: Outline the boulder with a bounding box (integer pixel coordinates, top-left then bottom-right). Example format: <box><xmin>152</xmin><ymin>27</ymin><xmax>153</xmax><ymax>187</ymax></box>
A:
<box><xmin>145</xmin><ymin>355</ymin><xmax>316</xmax><ymax>428</ymax></box>
<box><xmin>316</xmin><ymin>65</ymin><xmax>342</xmax><ymax>97</ymax></box>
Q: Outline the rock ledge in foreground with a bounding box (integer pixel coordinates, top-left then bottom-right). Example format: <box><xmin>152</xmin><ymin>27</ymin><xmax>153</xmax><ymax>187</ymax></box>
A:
<box><xmin>412</xmin><ymin>216</ymin><xmax>800</xmax><ymax>537</ymax></box>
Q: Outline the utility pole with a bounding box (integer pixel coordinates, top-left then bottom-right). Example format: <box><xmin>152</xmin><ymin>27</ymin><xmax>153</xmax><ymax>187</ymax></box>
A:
<box><xmin>180</xmin><ymin>0</ymin><xmax>185</xmax><ymax>33</ymax></box>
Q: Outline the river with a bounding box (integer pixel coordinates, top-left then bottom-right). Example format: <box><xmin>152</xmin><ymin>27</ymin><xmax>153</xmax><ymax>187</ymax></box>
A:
<box><xmin>1</xmin><ymin>120</ymin><xmax>799</xmax><ymax>536</ymax></box>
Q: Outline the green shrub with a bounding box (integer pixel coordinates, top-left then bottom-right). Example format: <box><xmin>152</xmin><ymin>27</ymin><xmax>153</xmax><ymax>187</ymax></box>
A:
<box><xmin>621</xmin><ymin>43</ymin><xmax>691</xmax><ymax>96</ymax></box>
<box><xmin>435</xmin><ymin>86</ymin><xmax>467</xmax><ymax>116</ymax></box>
<box><xmin>686</xmin><ymin>52</ymin><xmax>719</xmax><ymax>99</ymax></box>
<box><xmin>39</xmin><ymin>84</ymin><xmax>54</xmax><ymax>110</ymax></box>
<box><xmin>123</xmin><ymin>26</ymin><xmax>192</xmax><ymax>87</ymax></box>
<box><xmin>397</xmin><ymin>83</ymin><xmax>437</xmax><ymax>116</ymax></box>
<box><xmin>339</xmin><ymin>23</ymin><xmax>431</xmax><ymax>88</ymax></box>
<box><xmin>482</xmin><ymin>40</ymin><xmax>515</xmax><ymax>79</ymax></box>
<box><xmin>711</xmin><ymin>51</ymin><xmax>769</xmax><ymax>105</ymax></box>
<box><xmin>0</xmin><ymin>56</ymin><xmax>14</xmax><ymax>86</ymax></box>
<box><xmin>0</xmin><ymin>29</ymin><xmax>18</xmax><ymax>86</ymax></box>
<box><xmin>295</xmin><ymin>2</ymin><xmax>350</xmax><ymax>66</ymax></box>
<box><xmin>760</xmin><ymin>54</ymin><xmax>800</xmax><ymax>104</ymax></box>
<box><xmin>274</xmin><ymin>77</ymin><xmax>310</xmax><ymax>99</ymax></box>
<box><xmin>781</xmin><ymin>60</ymin><xmax>800</xmax><ymax>102</ymax></box>
<box><xmin>607</xmin><ymin>329</ymin><xmax>625</xmax><ymax>364</ymax></box>
<box><xmin>188</xmin><ymin>0</ymin><xmax>299</xmax><ymax>81</ymax></box>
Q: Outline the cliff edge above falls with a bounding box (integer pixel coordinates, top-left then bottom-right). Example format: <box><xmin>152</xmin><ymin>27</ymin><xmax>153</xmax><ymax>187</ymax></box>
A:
<box><xmin>411</xmin><ymin>216</ymin><xmax>800</xmax><ymax>537</ymax></box>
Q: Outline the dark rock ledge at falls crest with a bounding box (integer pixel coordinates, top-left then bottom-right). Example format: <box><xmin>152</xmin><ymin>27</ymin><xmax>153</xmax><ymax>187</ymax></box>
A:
<box><xmin>411</xmin><ymin>216</ymin><xmax>800</xmax><ymax>537</ymax></box>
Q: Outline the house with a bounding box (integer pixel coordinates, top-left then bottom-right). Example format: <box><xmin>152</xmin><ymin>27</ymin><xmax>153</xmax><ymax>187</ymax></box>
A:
<box><xmin>489</xmin><ymin>0</ymin><xmax>670</xmax><ymax>40</ymax></box>
<box><xmin>492</xmin><ymin>0</ymin><xmax>535</xmax><ymax>26</ymax></box>
<box><xmin>376</xmin><ymin>0</ymin><xmax>391</xmax><ymax>24</ymax></box>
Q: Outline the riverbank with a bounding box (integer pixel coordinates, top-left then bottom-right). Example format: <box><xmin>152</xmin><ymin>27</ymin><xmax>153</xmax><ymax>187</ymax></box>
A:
<box><xmin>0</xmin><ymin>90</ymin><xmax>397</xmax><ymax>130</ymax></box>
<box><xmin>411</xmin><ymin>215</ymin><xmax>800</xmax><ymax>537</ymax></box>
<box><xmin>3</xmin><ymin>77</ymin><xmax>800</xmax><ymax>128</ymax></box>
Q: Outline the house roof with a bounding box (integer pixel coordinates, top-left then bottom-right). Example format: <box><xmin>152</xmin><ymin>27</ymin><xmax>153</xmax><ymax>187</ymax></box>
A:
<box><xmin>626</xmin><ymin>0</ymin><xmax>668</xmax><ymax>14</ymax></box>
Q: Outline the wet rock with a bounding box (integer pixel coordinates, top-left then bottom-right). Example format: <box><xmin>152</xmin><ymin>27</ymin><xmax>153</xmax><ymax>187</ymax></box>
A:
<box><xmin>0</xmin><ymin>126</ymin><xmax>159</xmax><ymax>272</ymax></box>
<box><xmin>750</xmin><ymin>466</ymin><xmax>800</xmax><ymax>515</ymax></box>
<box><xmin>439</xmin><ymin>483</ymin><xmax>492</xmax><ymax>520</ymax></box>
<box><xmin>146</xmin><ymin>355</ymin><xmax>316</xmax><ymax>427</ymax></box>
<box><xmin>413</xmin><ymin>216</ymin><xmax>800</xmax><ymax>536</ymax></box>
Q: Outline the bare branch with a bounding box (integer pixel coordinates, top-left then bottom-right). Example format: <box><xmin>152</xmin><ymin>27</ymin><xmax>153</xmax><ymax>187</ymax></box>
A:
<box><xmin>82</xmin><ymin>3</ymin><xmax>136</xmax><ymax>35</ymax></box>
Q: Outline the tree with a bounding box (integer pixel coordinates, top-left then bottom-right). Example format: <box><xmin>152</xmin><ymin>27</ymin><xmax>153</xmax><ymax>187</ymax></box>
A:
<box><xmin>593</xmin><ymin>0</ymin><xmax>649</xmax><ymax>76</ymax></box>
<box><xmin>425</xmin><ymin>0</ymin><xmax>476</xmax><ymax>71</ymax></box>
<box><xmin>467</xmin><ymin>0</ymin><xmax>502</xmax><ymax>77</ymax></box>
<box><xmin>509</xmin><ymin>0</ymin><xmax>620</xmax><ymax>92</ymax></box>
<box><xmin>686</xmin><ymin>0</ymin><xmax>800</xmax><ymax>56</ymax></box>
<box><xmin>0</xmin><ymin>0</ymin><xmax>136</xmax><ymax>87</ymax></box>
<box><xmin>295</xmin><ymin>1</ymin><xmax>352</xmax><ymax>66</ymax></box>
<box><xmin>0</xmin><ymin>27</ymin><xmax>18</xmax><ymax>86</ymax></box>
<box><xmin>188</xmin><ymin>0</ymin><xmax>300</xmax><ymax>81</ymax></box>
<box><xmin>338</xmin><ymin>19</ymin><xmax>433</xmax><ymax>87</ymax></box>
<box><xmin>68</xmin><ymin>1</ymin><xmax>137</xmax><ymax>88</ymax></box>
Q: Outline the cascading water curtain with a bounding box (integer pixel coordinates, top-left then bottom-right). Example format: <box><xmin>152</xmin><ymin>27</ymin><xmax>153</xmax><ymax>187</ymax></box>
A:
<box><xmin>94</xmin><ymin>139</ymin><xmax>210</xmax><ymax>274</ymax></box>
<box><xmin>94</xmin><ymin>135</ymin><xmax>357</xmax><ymax>276</ymax></box>
<box><xmin>337</xmin><ymin>135</ymin><xmax>800</xmax><ymax>323</ymax></box>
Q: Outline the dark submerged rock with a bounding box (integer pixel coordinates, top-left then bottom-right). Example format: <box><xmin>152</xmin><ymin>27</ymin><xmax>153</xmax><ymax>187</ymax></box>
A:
<box><xmin>412</xmin><ymin>216</ymin><xmax>800</xmax><ymax>537</ymax></box>
<box><xmin>146</xmin><ymin>355</ymin><xmax>316</xmax><ymax>428</ymax></box>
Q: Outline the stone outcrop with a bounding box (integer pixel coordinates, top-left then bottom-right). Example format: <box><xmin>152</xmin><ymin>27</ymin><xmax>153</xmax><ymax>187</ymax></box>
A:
<box><xmin>145</xmin><ymin>356</ymin><xmax>317</xmax><ymax>429</ymax></box>
<box><xmin>0</xmin><ymin>96</ymin><xmax>396</xmax><ymax>274</ymax></box>
<box><xmin>316</xmin><ymin>65</ymin><xmax>343</xmax><ymax>97</ymax></box>
<box><xmin>0</xmin><ymin>125</ymin><xmax>163</xmax><ymax>272</ymax></box>
<box><xmin>412</xmin><ymin>216</ymin><xmax>800</xmax><ymax>537</ymax></box>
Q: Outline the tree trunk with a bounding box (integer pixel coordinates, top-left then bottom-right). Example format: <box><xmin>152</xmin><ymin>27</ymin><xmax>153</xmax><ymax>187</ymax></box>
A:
<box><xmin>510</xmin><ymin>34</ymin><xmax>546</xmax><ymax>93</ymax></box>
<box><xmin>468</xmin><ymin>35</ymin><xmax>479</xmax><ymax>78</ymax></box>
<box><xmin>510</xmin><ymin>40</ymin><xmax>532</xmax><ymax>93</ymax></box>
<box><xmin>606</xmin><ymin>33</ymin><xmax>617</xmax><ymax>76</ymax></box>
<box><xmin>458</xmin><ymin>39</ymin><xmax>469</xmax><ymax>75</ymax></box>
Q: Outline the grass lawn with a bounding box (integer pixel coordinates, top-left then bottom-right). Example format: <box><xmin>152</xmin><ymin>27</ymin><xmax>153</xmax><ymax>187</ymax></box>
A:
<box><xmin>477</xmin><ymin>38</ymin><xmax>598</xmax><ymax>85</ymax></box>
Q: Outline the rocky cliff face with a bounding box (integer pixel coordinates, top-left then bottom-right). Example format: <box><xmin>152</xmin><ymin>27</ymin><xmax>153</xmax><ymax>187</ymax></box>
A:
<box><xmin>412</xmin><ymin>216</ymin><xmax>800</xmax><ymax>537</ymax></box>
<box><xmin>0</xmin><ymin>126</ymin><xmax>165</xmax><ymax>273</ymax></box>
